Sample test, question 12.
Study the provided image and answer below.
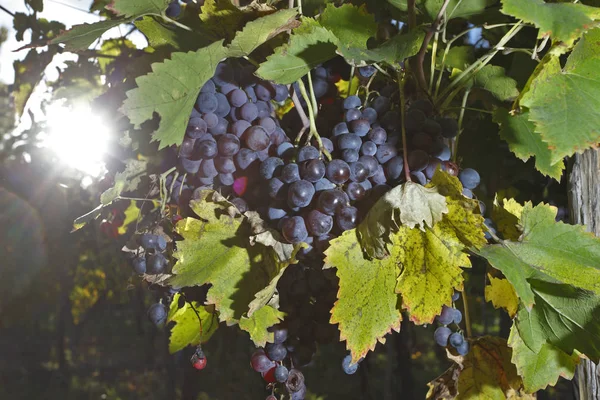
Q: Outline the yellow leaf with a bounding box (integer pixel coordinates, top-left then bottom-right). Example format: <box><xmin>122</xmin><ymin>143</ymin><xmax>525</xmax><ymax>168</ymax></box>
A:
<box><xmin>485</xmin><ymin>275</ymin><xmax>518</xmax><ymax>318</ymax></box>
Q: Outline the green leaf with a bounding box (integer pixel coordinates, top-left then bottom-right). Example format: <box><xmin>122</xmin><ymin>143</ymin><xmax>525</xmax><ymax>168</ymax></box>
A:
<box><xmin>455</xmin><ymin>336</ymin><xmax>527</xmax><ymax>399</ymax></box>
<box><xmin>341</xmin><ymin>30</ymin><xmax>425</xmax><ymax>67</ymax></box>
<box><xmin>476</xmin><ymin>202</ymin><xmax>600</xmax><ymax>308</ymax></box>
<box><xmin>108</xmin><ymin>0</ymin><xmax>171</xmax><ymax>17</ymax></box>
<box><xmin>437</xmin><ymin>46</ymin><xmax>475</xmax><ymax>71</ymax></box>
<box><xmin>508</xmin><ymin>324</ymin><xmax>580</xmax><ymax>393</ymax></box>
<box><xmin>516</xmin><ymin>279</ymin><xmax>600</xmax><ymax>362</ymax></box>
<box><xmin>227</xmin><ymin>9</ymin><xmax>298</xmax><ymax>57</ymax></box>
<box><xmin>200</xmin><ymin>0</ymin><xmax>246</xmax><ymax>41</ymax></box>
<box><xmin>239</xmin><ymin>305</ymin><xmax>285</xmax><ymax>346</ymax></box>
<box><xmin>501</xmin><ymin>0</ymin><xmax>600</xmax><ymax>45</ymax></box>
<box><xmin>72</xmin><ymin>204</ymin><xmax>104</xmax><ymax>232</ymax></box>
<box><xmin>521</xmin><ymin>29</ymin><xmax>600</xmax><ymax>163</ymax></box>
<box><xmin>49</xmin><ymin>19</ymin><xmax>131</xmax><ymax>52</ymax></box>
<box><xmin>425</xmin><ymin>0</ymin><xmax>498</xmax><ymax>20</ymax></box>
<box><xmin>324</xmin><ymin>230</ymin><xmax>402</xmax><ymax>364</ymax></box>
<box><xmin>318</xmin><ymin>4</ymin><xmax>377</xmax><ymax>51</ymax></box>
<box><xmin>485</xmin><ymin>275</ymin><xmax>518</xmax><ymax>317</ymax></box>
<box><xmin>255</xmin><ymin>18</ymin><xmax>338</xmax><ymax>84</ymax></box>
<box><xmin>471</xmin><ymin>65</ymin><xmax>519</xmax><ymax>101</ymax></box>
<box><xmin>135</xmin><ymin>16</ymin><xmax>211</xmax><ymax>51</ymax></box>
<box><xmin>167</xmin><ymin>294</ymin><xmax>218</xmax><ymax>353</ymax></box>
<box><xmin>493</xmin><ymin>108</ymin><xmax>564</xmax><ymax>180</ymax></box>
<box><xmin>100</xmin><ymin>159</ymin><xmax>147</xmax><ymax>205</ymax></box>
<box><xmin>120</xmin><ymin>41</ymin><xmax>228</xmax><ymax>149</ymax></box>
<box><xmin>357</xmin><ymin>180</ymin><xmax>448</xmax><ymax>259</ymax></box>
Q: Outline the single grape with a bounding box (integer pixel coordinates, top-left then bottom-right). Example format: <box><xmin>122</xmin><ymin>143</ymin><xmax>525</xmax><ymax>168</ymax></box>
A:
<box><xmin>147</xmin><ymin>303</ymin><xmax>168</xmax><ymax>327</ymax></box>
<box><xmin>300</xmin><ymin>159</ymin><xmax>326</xmax><ymax>182</ymax></box>
<box><xmin>412</xmin><ymin>132</ymin><xmax>433</xmax><ymax>151</ymax></box>
<box><xmin>288</xmin><ymin>180</ymin><xmax>315</xmax><ymax>208</ymax></box>
<box><xmin>244</xmin><ymin>126</ymin><xmax>271</xmax><ymax>151</ymax></box>
<box><xmin>212</xmin><ymin>63</ymin><xmax>234</xmax><ymax>86</ymax></box>
<box><xmin>439</xmin><ymin>117</ymin><xmax>459</xmax><ymax>138</ymax></box>
<box><xmin>259</xmin><ymin>117</ymin><xmax>277</xmax><ymax>134</ymax></box>
<box><xmin>281</xmin><ymin>163</ymin><xmax>300</xmax><ymax>184</ymax></box>
<box><xmin>326</xmin><ymin>159</ymin><xmax>351</xmax><ymax>184</ymax></box>
<box><xmin>317</xmin><ymin>189</ymin><xmax>347</xmax><ymax>215</ymax></box>
<box><xmin>273</xmin><ymin>84</ymin><xmax>289</xmax><ymax>102</ymax></box>
<box><xmin>336</xmin><ymin>206</ymin><xmax>358</xmax><ymax>231</ymax></box>
<box><xmin>371</xmin><ymin>96</ymin><xmax>391</xmax><ymax>114</ymax></box>
<box><xmin>230</xmin><ymin>120</ymin><xmax>251</xmax><ymax>138</ymax></box>
<box><xmin>407</xmin><ymin>149</ymin><xmax>429</xmax><ymax>172</ymax></box>
<box><xmin>338</xmin><ymin>134</ymin><xmax>361</xmax><ymax>150</ymax></box>
<box><xmin>180</xmin><ymin>157</ymin><xmax>202</xmax><ymax>174</ymax></box>
<box><xmin>359</xmin><ymin>155</ymin><xmax>378</xmax><ymax>177</ymax></box>
<box><xmin>434</xmin><ymin>326</ymin><xmax>452</xmax><ymax>347</ymax></box>
<box><xmin>358</xmin><ymin>65</ymin><xmax>376</xmax><ymax>78</ymax></box>
<box><xmin>456</xmin><ymin>341</ymin><xmax>470</xmax><ymax>356</ymax></box>
<box><xmin>275</xmin><ymin>365</ymin><xmax>289</xmax><ymax>383</ymax></box>
<box><xmin>411</xmin><ymin>99</ymin><xmax>434</xmax><ymax>116</ymax></box>
<box><xmin>297</xmin><ymin>145</ymin><xmax>320</xmax><ymax>162</ymax></box>
<box><xmin>349</xmin><ymin>161</ymin><xmax>368</xmax><ymax>183</ymax></box>
<box><xmin>360</xmin><ymin>179</ymin><xmax>372</xmax><ymax>192</ymax></box>
<box><xmin>200</xmin><ymin>79</ymin><xmax>216</xmax><ymax>94</ymax></box>
<box><xmin>305</xmin><ymin>209</ymin><xmax>333</xmax><ymax>236</ymax></box>
<box><xmin>228</xmin><ymin>89</ymin><xmax>248</xmax><ymax>107</ymax></box>
<box><xmin>405</xmin><ymin>109</ymin><xmax>426</xmax><ymax>132</ymax></box>
<box><xmin>350</xmin><ymin>119</ymin><xmax>371</xmax><ymax>136</ymax></box>
<box><xmin>436</xmin><ymin>305</ymin><xmax>455</xmax><ymax>325</ymax></box>
<box><xmin>431</xmin><ymin>143</ymin><xmax>451</xmax><ymax>162</ymax></box>
<box><xmin>346</xmin><ymin>181</ymin><xmax>366</xmax><ymax>201</ymax></box>
<box><xmin>314</xmin><ymin>178</ymin><xmax>336</xmax><ymax>192</ymax></box>
<box><xmin>449</xmin><ymin>332</ymin><xmax>464</xmax><ymax>348</ymax></box>
<box><xmin>217</xmin><ymin>134</ymin><xmax>240</xmax><ymax>156</ymax></box>
<box><xmin>267</xmin><ymin>207</ymin><xmax>287</xmax><ymax>221</ymax></box>
<box><xmin>231</xmin><ymin>197</ymin><xmax>248</xmax><ymax>213</ymax></box>
<box><xmin>199</xmin><ymin>159</ymin><xmax>218</xmax><ymax>178</ymax></box>
<box><xmin>381</xmin><ymin>111</ymin><xmax>401</xmax><ymax>130</ymax></box>
<box><xmin>255</xmin><ymin>101</ymin><xmax>271</xmax><ymax>119</ymax></box>
<box><xmin>147</xmin><ymin>253</ymin><xmax>168</xmax><ymax>274</ymax></box>
<box><xmin>452</xmin><ymin>292</ymin><xmax>460</xmax><ymax>302</ymax></box>
<box><xmin>281</xmin><ymin>216</ymin><xmax>309</xmax><ymax>244</ymax></box>
<box><xmin>208</xmin><ymin>117</ymin><xmax>228</xmax><ymax>136</ymax></box>
<box><xmin>235</xmin><ymin>148</ymin><xmax>258</xmax><ymax>170</ymax></box>
<box><xmin>268</xmin><ymin>177</ymin><xmax>286</xmax><ymax>200</ymax></box>
<box><xmin>370</xmin><ymin>164</ymin><xmax>387</xmax><ymax>185</ymax></box>
<box><xmin>312</xmin><ymin>78</ymin><xmax>329</xmax><ymax>98</ymax></box>
<box><xmin>453</xmin><ymin>308</ymin><xmax>463</xmax><ymax>324</ymax></box>
<box><xmin>462</xmin><ymin>188</ymin><xmax>473</xmax><ymax>199</ymax></box>
<box><xmin>166</xmin><ymin>1</ymin><xmax>182</xmax><ymax>18</ymax></box>
<box><xmin>342</xmin><ymin>149</ymin><xmax>359</xmax><ymax>163</ymax></box>
<box><xmin>422</xmin><ymin>119</ymin><xmax>442</xmax><ymax>136</ymax></box>
<box><xmin>138</xmin><ymin>233</ymin><xmax>164</xmax><ymax>250</ymax></box>
<box><xmin>360</xmin><ymin>141</ymin><xmax>377</xmax><ymax>157</ymax></box>
<box><xmin>255</xmin><ymin>81</ymin><xmax>275</xmax><ymax>101</ymax></box>
<box><xmin>260</xmin><ymin>157</ymin><xmax>284</xmax><ymax>180</ymax></box>
<box><xmin>376</xmin><ymin>143</ymin><xmax>398</xmax><ymax>164</ymax></box>
<box><xmin>385</xmin><ymin>156</ymin><xmax>404</xmax><ymax>180</ymax></box>
<box><xmin>251</xmin><ymin>349</ymin><xmax>276</xmax><ymax>373</ymax></box>
<box><xmin>245</xmin><ymin>85</ymin><xmax>257</xmax><ymax>102</ymax></box>
<box><xmin>361</xmin><ymin>107</ymin><xmax>378</xmax><ymax>124</ymax></box>
<box><xmin>219</xmin><ymin>82</ymin><xmax>237</xmax><ymax>95</ymax></box>
<box><xmin>276</xmin><ymin>142</ymin><xmax>294</xmax><ymax>159</ymax></box>
<box><xmin>313</xmin><ymin>66</ymin><xmax>328</xmax><ymax>80</ymax></box>
<box><xmin>228</xmin><ymin>106</ymin><xmax>239</xmax><ymax>122</ymax></box>
<box><xmin>333</xmin><ymin>122</ymin><xmax>349</xmax><ymax>136</ymax></box>
<box><xmin>262</xmin><ymin>366</ymin><xmax>277</xmax><ymax>383</ymax></box>
<box><xmin>187</xmin><ymin>117</ymin><xmax>208</xmax><ymax>139</ymax></box>
<box><xmin>271</xmin><ymin>128</ymin><xmax>288</xmax><ymax>146</ymax></box>
<box><xmin>196</xmin><ymin>92</ymin><xmax>218</xmax><ymax>114</ymax></box>
<box><xmin>238</xmin><ymin>102</ymin><xmax>259</xmax><ymax>122</ymax></box>
<box><xmin>458</xmin><ymin>168</ymin><xmax>480</xmax><ymax>189</ymax></box>
<box><xmin>132</xmin><ymin>256</ymin><xmax>146</xmax><ymax>274</ymax></box>
<box><xmin>424</xmin><ymin>158</ymin><xmax>442</xmax><ymax>180</ymax></box>
<box><xmin>214</xmin><ymin>92</ymin><xmax>231</xmax><ymax>117</ymax></box>
<box><xmin>218</xmin><ymin>173</ymin><xmax>235</xmax><ymax>186</ymax></box>
<box><xmin>342</xmin><ymin>354</ymin><xmax>359</xmax><ymax>375</ymax></box>
<box><xmin>344</xmin><ymin>108</ymin><xmax>362</xmax><ymax>122</ymax></box>
<box><xmin>343</xmin><ymin>95</ymin><xmax>361</xmax><ymax>109</ymax></box>
<box><xmin>320</xmin><ymin>137</ymin><xmax>334</xmax><ymax>153</ymax></box>
<box><xmin>201</xmin><ymin>112</ymin><xmax>219</xmax><ymax>129</ymax></box>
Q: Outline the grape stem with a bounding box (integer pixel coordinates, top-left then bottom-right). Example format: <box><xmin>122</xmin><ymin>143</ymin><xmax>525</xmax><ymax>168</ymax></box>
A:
<box><xmin>291</xmin><ymin>86</ymin><xmax>310</xmax><ymax>143</ymax></box>
<box><xmin>460</xmin><ymin>288</ymin><xmax>473</xmax><ymax>339</ymax></box>
<box><xmin>451</xmin><ymin>88</ymin><xmax>470</xmax><ymax>163</ymax></box>
<box><xmin>397</xmin><ymin>71</ymin><xmax>412</xmax><ymax>182</ymax></box>
<box><xmin>414</xmin><ymin>0</ymin><xmax>452</xmax><ymax>94</ymax></box>
<box><xmin>306</xmin><ymin>71</ymin><xmax>320</xmax><ymax>118</ymax></box>
<box><xmin>161</xmin><ymin>14</ymin><xmax>193</xmax><ymax>32</ymax></box>
<box><xmin>181</xmin><ymin>293</ymin><xmax>204</xmax><ymax>339</ymax></box>
<box><xmin>296</xmin><ymin>79</ymin><xmax>332</xmax><ymax>160</ymax></box>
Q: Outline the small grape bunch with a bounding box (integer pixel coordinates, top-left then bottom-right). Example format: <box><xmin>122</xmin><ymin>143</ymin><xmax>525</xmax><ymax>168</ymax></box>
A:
<box><xmin>130</xmin><ymin>233</ymin><xmax>169</xmax><ymax>275</ymax></box>
<box><xmin>341</xmin><ymin>353</ymin><xmax>363</xmax><ymax>375</ymax></box>
<box><xmin>433</xmin><ymin>292</ymin><xmax>469</xmax><ymax>356</ymax></box>
<box><xmin>190</xmin><ymin>345</ymin><xmax>207</xmax><ymax>370</ymax></box>
<box><xmin>250</xmin><ymin>326</ymin><xmax>307</xmax><ymax>399</ymax></box>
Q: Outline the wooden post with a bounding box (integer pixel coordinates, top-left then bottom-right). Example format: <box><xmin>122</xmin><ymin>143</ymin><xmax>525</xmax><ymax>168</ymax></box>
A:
<box><xmin>568</xmin><ymin>149</ymin><xmax>600</xmax><ymax>399</ymax></box>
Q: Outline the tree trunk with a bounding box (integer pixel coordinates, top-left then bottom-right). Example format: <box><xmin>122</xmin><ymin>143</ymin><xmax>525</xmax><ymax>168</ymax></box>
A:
<box><xmin>568</xmin><ymin>149</ymin><xmax>600</xmax><ymax>400</ymax></box>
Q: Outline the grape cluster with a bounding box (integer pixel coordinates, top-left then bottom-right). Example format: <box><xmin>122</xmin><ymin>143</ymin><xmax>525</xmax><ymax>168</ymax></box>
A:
<box><xmin>433</xmin><ymin>292</ymin><xmax>469</xmax><ymax>356</ymax></box>
<box><xmin>130</xmin><ymin>233</ymin><xmax>169</xmax><ymax>275</ymax></box>
<box><xmin>250</xmin><ymin>326</ymin><xmax>307</xmax><ymax>399</ymax></box>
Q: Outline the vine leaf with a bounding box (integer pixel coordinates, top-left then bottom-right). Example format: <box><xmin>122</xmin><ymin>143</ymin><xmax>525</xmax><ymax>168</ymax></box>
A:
<box><xmin>340</xmin><ymin>30</ymin><xmax>424</xmax><ymax>67</ymax></box>
<box><xmin>515</xmin><ymin>280</ymin><xmax>600</xmax><ymax>362</ymax></box>
<box><xmin>100</xmin><ymin>159</ymin><xmax>147</xmax><ymax>205</ymax></box>
<box><xmin>239</xmin><ymin>306</ymin><xmax>285</xmax><ymax>347</ymax></box>
<box><xmin>256</xmin><ymin>18</ymin><xmax>338</xmax><ymax>84</ymax></box>
<box><xmin>475</xmin><ymin>202</ymin><xmax>600</xmax><ymax>308</ymax></box>
<box><xmin>318</xmin><ymin>3</ymin><xmax>377</xmax><ymax>53</ymax></box>
<box><xmin>501</xmin><ymin>0</ymin><xmax>600</xmax><ymax>45</ymax></box>
<box><xmin>427</xmin><ymin>337</ymin><xmax>532</xmax><ymax>399</ymax></box>
<box><xmin>107</xmin><ymin>0</ymin><xmax>171</xmax><ymax>18</ymax></box>
<box><xmin>324</xmin><ymin>230</ymin><xmax>403</xmax><ymax>364</ymax></box>
<box><xmin>200</xmin><ymin>0</ymin><xmax>246</xmax><ymax>41</ymax></box>
<box><xmin>491</xmin><ymin>197</ymin><xmax>523</xmax><ymax>241</ymax></box>
<box><xmin>50</xmin><ymin>19</ymin><xmax>132</xmax><ymax>51</ymax></box>
<box><xmin>521</xmin><ymin>28</ymin><xmax>600</xmax><ymax>163</ymax></box>
<box><xmin>227</xmin><ymin>9</ymin><xmax>298</xmax><ymax>57</ymax></box>
<box><xmin>167</xmin><ymin>294</ymin><xmax>218</xmax><ymax>354</ymax></box>
<box><xmin>117</xmin><ymin>200</ymin><xmax>141</xmax><ymax>235</ymax></box>
<box><xmin>493</xmin><ymin>108</ymin><xmax>564</xmax><ymax>180</ymax></box>
<box><xmin>120</xmin><ymin>41</ymin><xmax>228</xmax><ymax>149</ymax></box>
<box><xmin>470</xmin><ymin>65</ymin><xmax>519</xmax><ymax>102</ymax></box>
<box><xmin>508</xmin><ymin>324</ymin><xmax>580</xmax><ymax>393</ymax></box>
<box><xmin>425</xmin><ymin>0</ymin><xmax>497</xmax><ymax>21</ymax></box>
<box><xmin>485</xmin><ymin>275</ymin><xmax>518</xmax><ymax>318</ymax></box>
<box><xmin>357</xmin><ymin>179</ymin><xmax>448</xmax><ymax>259</ymax></box>
<box><xmin>168</xmin><ymin>190</ymin><xmax>285</xmax><ymax>345</ymax></box>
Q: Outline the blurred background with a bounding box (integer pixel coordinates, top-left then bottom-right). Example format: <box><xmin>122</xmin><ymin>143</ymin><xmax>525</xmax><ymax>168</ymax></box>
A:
<box><xmin>0</xmin><ymin>0</ymin><xmax>575</xmax><ymax>399</ymax></box>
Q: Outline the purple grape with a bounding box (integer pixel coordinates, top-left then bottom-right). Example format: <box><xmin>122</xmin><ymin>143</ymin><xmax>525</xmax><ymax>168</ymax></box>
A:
<box><xmin>434</xmin><ymin>326</ymin><xmax>452</xmax><ymax>347</ymax></box>
<box><xmin>288</xmin><ymin>180</ymin><xmax>315</xmax><ymax>208</ymax></box>
<box><xmin>244</xmin><ymin>126</ymin><xmax>271</xmax><ymax>151</ymax></box>
<box><xmin>326</xmin><ymin>159</ymin><xmax>350</xmax><ymax>184</ymax></box>
<box><xmin>218</xmin><ymin>134</ymin><xmax>240</xmax><ymax>156</ymax></box>
<box><xmin>300</xmin><ymin>159</ymin><xmax>326</xmax><ymax>182</ymax></box>
<box><xmin>281</xmin><ymin>216</ymin><xmax>308</xmax><ymax>244</ymax></box>
<box><xmin>297</xmin><ymin>145</ymin><xmax>320</xmax><ymax>161</ymax></box>
<box><xmin>335</xmin><ymin>206</ymin><xmax>358</xmax><ymax>231</ymax></box>
<box><xmin>305</xmin><ymin>209</ymin><xmax>333</xmax><ymax>236</ymax></box>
